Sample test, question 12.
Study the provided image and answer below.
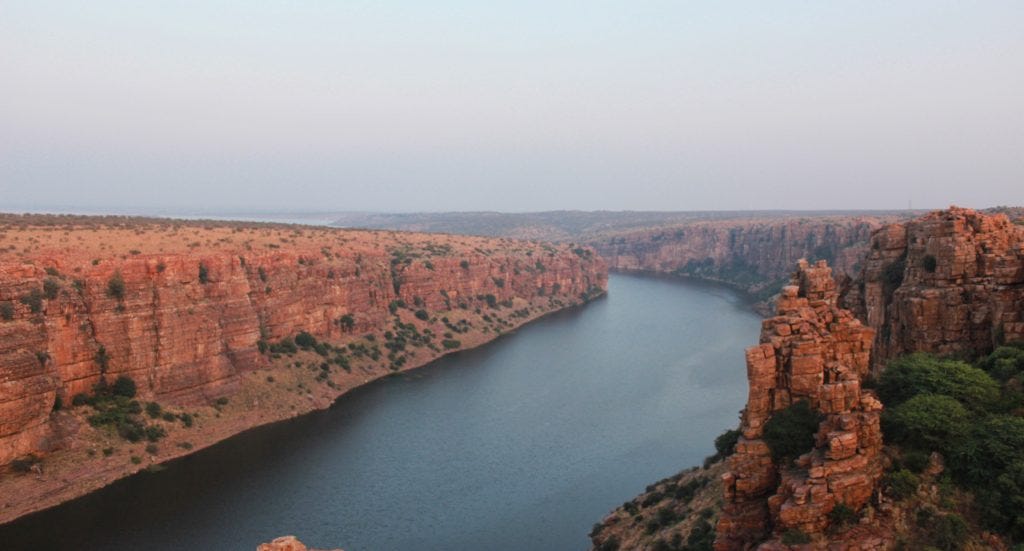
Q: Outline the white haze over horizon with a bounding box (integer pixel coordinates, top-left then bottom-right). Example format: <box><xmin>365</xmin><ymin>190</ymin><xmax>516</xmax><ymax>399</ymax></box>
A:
<box><xmin>2</xmin><ymin>1</ymin><xmax>1022</xmax><ymax>214</ymax></box>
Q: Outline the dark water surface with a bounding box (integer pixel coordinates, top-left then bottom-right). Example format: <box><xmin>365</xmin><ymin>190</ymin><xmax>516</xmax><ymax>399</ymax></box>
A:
<box><xmin>1</xmin><ymin>274</ymin><xmax>760</xmax><ymax>551</ymax></box>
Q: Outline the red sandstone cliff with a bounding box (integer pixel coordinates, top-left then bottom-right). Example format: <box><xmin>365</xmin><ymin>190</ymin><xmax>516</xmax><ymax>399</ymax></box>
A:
<box><xmin>843</xmin><ymin>207</ymin><xmax>1024</xmax><ymax>368</ymax></box>
<box><xmin>592</xmin><ymin>217</ymin><xmax>891</xmax><ymax>302</ymax></box>
<box><xmin>0</xmin><ymin>216</ymin><xmax>606</xmax><ymax>476</ymax></box>
<box><xmin>716</xmin><ymin>260</ymin><xmax>883</xmax><ymax>550</ymax></box>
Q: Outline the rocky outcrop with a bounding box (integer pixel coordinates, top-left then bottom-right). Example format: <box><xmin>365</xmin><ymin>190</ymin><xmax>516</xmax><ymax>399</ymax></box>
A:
<box><xmin>257</xmin><ymin>536</ymin><xmax>341</xmax><ymax>551</ymax></box>
<box><xmin>716</xmin><ymin>260</ymin><xmax>882</xmax><ymax>550</ymax></box>
<box><xmin>593</xmin><ymin>217</ymin><xmax>890</xmax><ymax>301</ymax></box>
<box><xmin>843</xmin><ymin>207</ymin><xmax>1024</xmax><ymax>368</ymax></box>
<box><xmin>0</xmin><ymin>217</ymin><xmax>606</xmax><ymax>468</ymax></box>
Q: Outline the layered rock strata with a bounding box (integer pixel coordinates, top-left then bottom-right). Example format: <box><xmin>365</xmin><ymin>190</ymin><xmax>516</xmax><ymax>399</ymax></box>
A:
<box><xmin>843</xmin><ymin>207</ymin><xmax>1024</xmax><ymax>368</ymax></box>
<box><xmin>716</xmin><ymin>260</ymin><xmax>882</xmax><ymax>550</ymax></box>
<box><xmin>593</xmin><ymin>217</ymin><xmax>890</xmax><ymax>301</ymax></box>
<box><xmin>0</xmin><ymin>216</ymin><xmax>606</xmax><ymax>467</ymax></box>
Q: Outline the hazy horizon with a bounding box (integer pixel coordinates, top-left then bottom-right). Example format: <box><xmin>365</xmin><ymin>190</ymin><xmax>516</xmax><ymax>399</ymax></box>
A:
<box><xmin>3</xmin><ymin>2</ymin><xmax>1022</xmax><ymax>212</ymax></box>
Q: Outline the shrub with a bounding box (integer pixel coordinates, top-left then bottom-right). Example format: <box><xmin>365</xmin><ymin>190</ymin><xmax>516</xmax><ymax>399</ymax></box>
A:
<box><xmin>829</xmin><ymin>502</ymin><xmax>858</xmax><ymax>528</ymax></box>
<box><xmin>145</xmin><ymin>443</ymin><xmax>159</xmax><ymax>454</ymax></box>
<box><xmin>460</xmin><ymin>260</ymin><xmax>470</xmax><ymax>270</ymax></box>
<box><xmin>130</xmin><ymin>455</ymin><xmax>142</xmax><ymax>465</ymax></box>
<box><xmin>885</xmin><ymin>468</ymin><xmax>919</xmax><ymax>500</ymax></box>
<box><xmin>145</xmin><ymin>425</ymin><xmax>166</xmax><ymax>442</ymax></box>
<box><xmin>19</xmin><ymin>290</ymin><xmax>43</xmax><ymax>313</ymax></box>
<box><xmin>295</xmin><ymin>331</ymin><xmax>317</xmax><ymax>349</ymax></box>
<box><xmin>928</xmin><ymin>513</ymin><xmax>968</xmax><ymax>551</ymax></box>
<box><xmin>52</xmin><ymin>395</ymin><xmax>63</xmax><ymax>412</ymax></box>
<box><xmin>442</xmin><ymin>339</ymin><xmax>461</xmax><ymax>350</ymax></box>
<box><xmin>102</xmin><ymin>447</ymin><xmax>114</xmax><ymax>457</ymax></box>
<box><xmin>921</xmin><ymin>254</ymin><xmax>938</xmax><ymax>273</ymax></box>
<box><xmin>71</xmin><ymin>393</ymin><xmax>88</xmax><ymax>407</ymax></box>
<box><xmin>145</xmin><ymin>402</ymin><xmax>162</xmax><ymax>419</ymax></box>
<box><xmin>714</xmin><ymin>428</ymin><xmax>741</xmax><ymax>458</ymax></box>
<box><xmin>977</xmin><ymin>345</ymin><xmax>1024</xmax><ymax>382</ymax></box>
<box><xmin>179</xmin><ymin>413</ymin><xmax>194</xmax><ymax>428</ymax></box>
<box><xmin>198</xmin><ymin>263</ymin><xmax>209</xmax><ymax>283</ymax></box>
<box><xmin>107</xmin><ymin>272</ymin><xmax>126</xmax><ymax>300</ymax></box>
<box><xmin>780</xmin><ymin>529</ymin><xmax>811</xmax><ymax>545</ymax></box>
<box><xmin>112</xmin><ymin>376</ymin><xmax>137</xmax><ymax>398</ymax></box>
<box><xmin>215</xmin><ymin>397</ymin><xmax>229</xmax><ymax>406</ymax></box>
<box><xmin>877</xmin><ymin>353</ymin><xmax>999</xmax><ymax>411</ymax></box>
<box><xmin>43</xmin><ymin>278</ymin><xmax>60</xmax><ymax>300</ymax></box>
<box><xmin>0</xmin><ymin>301</ymin><xmax>13</xmax><ymax>320</ymax></box>
<box><xmin>763</xmin><ymin>400</ymin><xmax>821</xmax><ymax>462</ymax></box>
<box><xmin>900</xmin><ymin>449</ymin><xmax>931</xmax><ymax>473</ymax></box>
<box><xmin>882</xmin><ymin>394</ymin><xmax>971</xmax><ymax>452</ymax></box>
<box><xmin>414</xmin><ymin>309</ymin><xmax>429</xmax><ymax>321</ymax></box>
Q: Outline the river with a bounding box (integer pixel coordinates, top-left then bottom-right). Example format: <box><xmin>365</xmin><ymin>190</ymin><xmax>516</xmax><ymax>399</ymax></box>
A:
<box><xmin>0</xmin><ymin>273</ymin><xmax>761</xmax><ymax>551</ymax></box>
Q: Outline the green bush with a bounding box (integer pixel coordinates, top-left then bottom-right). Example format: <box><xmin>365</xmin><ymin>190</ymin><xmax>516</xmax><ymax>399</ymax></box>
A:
<box><xmin>460</xmin><ymin>260</ymin><xmax>470</xmax><ymax>270</ymax></box>
<box><xmin>43</xmin><ymin>278</ymin><xmax>61</xmax><ymax>300</ymax></box>
<box><xmin>977</xmin><ymin>345</ymin><xmax>1024</xmax><ymax>382</ymax></box>
<box><xmin>19</xmin><ymin>289</ymin><xmax>43</xmax><ymax>314</ymax></box>
<box><xmin>714</xmin><ymin>428</ymin><xmax>741</xmax><ymax>457</ymax></box>
<box><xmin>877</xmin><ymin>353</ymin><xmax>1000</xmax><ymax>411</ymax></box>
<box><xmin>442</xmin><ymin>339</ymin><xmax>461</xmax><ymax>350</ymax></box>
<box><xmin>885</xmin><ymin>468</ymin><xmax>919</xmax><ymax>500</ymax></box>
<box><xmin>882</xmin><ymin>394</ymin><xmax>971</xmax><ymax>451</ymax></box>
<box><xmin>414</xmin><ymin>309</ymin><xmax>429</xmax><ymax>321</ymax></box>
<box><xmin>763</xmin><ymin>400</ymin><xmax>821</xmax><ymax>462</ymax></box>
<box><xmin>295</xmin><ymin>331</ymin><xmax>317</xmax><ymax>349</ymax></box>
<box><xmin>829</xmin><ymin>502</ymin><xmax>858</xmax><ymax>528</ymax></box>
<box><xmin>112</xmin><ymin>376</ymin><xmax>137</xmax><ymax>398</ymax></box>
<box><xmin>0</xmin><ymin>301</ymin><xmax>13</xmax><ymax>320</ymax></box>
<box><xmin>145</xmin><ymin>402</ymin><xmax>162</xmax><ymax>419</ymax></box>
<box><xmin>107</xmin><ymin>272</ymin><xmax>126</xmax><ymax>300</ymax></box>
<box><xmin>927</xmin><ymin>513</ymin><xmax>968</xmax><ymax>551</ymax></box>
<box><xmin>780</xmin><ymin>529</ymin><xmax>811</xmax><ymax>545</ymax></box>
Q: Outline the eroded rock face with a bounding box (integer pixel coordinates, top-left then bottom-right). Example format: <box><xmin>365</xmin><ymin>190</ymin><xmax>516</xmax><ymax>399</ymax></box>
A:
<box><xmin>716</xmin><ymin>260</ymin><xmax>882</xmax><ymax>550</ymax></box>
<box><xmin>592</xmin><ymin>218</ymin><xmax>888</xmax><ymax>298</ymax></box>
<box><xmin>0</xmin><ymin>221</ymin><xmax>606</xmax><ymax>466</ymax></box>
<box><xmin>844</xmin><ymin>207</ymin><xmax>1024</xmax><ymax>368</ymax></box>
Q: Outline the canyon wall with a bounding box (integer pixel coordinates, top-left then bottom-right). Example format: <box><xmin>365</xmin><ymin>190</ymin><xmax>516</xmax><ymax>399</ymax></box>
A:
<box><xmin>843</xmin><ymin>207</ymin><xmax>1024</xmax><ymax>368</ymax></box>
<box><xmin>591</xmin><ymin>217</ymin><xmax>889</xmax><ymax>301</ymax></box>
<box><xmin>716</xmin><ymin>260</ymin><xmax>883</xmax><ymax>550</ymax></box>
<box><xmin>0</xmin><ymin>218</ymin><xmax>606</xmax><ymax>467</ymax></box>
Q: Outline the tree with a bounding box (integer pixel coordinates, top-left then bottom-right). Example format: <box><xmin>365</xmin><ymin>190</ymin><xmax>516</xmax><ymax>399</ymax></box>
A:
<box><xmin>882</xmin><ymin>394</ymin><xmax>971</xmax><ymax>452</ymax></box>
<box><xmin>877</xmin><ymin>353</ymin><xmax>999</xmax><ymax>411</ymax></box>
<box><xmin>763</xmin><ymin>400</ymin><xmax>821</xmax><ymax>462</ymax></box>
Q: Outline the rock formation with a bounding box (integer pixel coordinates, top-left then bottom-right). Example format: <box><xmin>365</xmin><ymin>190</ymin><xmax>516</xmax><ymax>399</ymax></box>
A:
<box><xmin>257</xmin><ymin>535</ymin><xmax>341</xmax><ymax>551</ymax></box>
<box><xmin>844</xmin><ymin>207</ymin><xmax>1024</xmax><ymax>368</ymax></box>
<box><xmin>716</xmin><ymin>260</ymin><xmax>882</xmax><ymax>550</ymax></box>
<box><xmin>0</xmin><ymin>216</ymin><xmax>606</xmax><ymax>468</ymax></box>
<box><xmin>593</xmin><ymin>217</ymin><xmax>891</xmax><ymax>303</ymax></box>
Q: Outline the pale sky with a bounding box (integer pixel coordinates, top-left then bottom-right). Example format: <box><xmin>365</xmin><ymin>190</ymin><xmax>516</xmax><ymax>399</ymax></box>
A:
<box><xmin>2</xmin><ymin>1</ymin><xmax>1022</xmax><ymax>213</ymax></box>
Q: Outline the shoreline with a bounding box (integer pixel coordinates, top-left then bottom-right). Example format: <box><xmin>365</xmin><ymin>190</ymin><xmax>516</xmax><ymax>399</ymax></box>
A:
<box><xmin>0</xmin><ymin>291</ymin><xmax>605</xmax><ymax>527</ymax></box>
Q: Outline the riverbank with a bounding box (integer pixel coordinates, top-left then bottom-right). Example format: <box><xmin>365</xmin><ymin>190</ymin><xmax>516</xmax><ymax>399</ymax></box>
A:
<box><xmin>0</xmin><ymin>290</ymin><xmax>603</xmax><ymax>526</ymax></box>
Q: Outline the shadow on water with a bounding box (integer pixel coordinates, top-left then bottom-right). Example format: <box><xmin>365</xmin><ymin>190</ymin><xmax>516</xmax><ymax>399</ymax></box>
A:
<box><xmin>0</xmin><ymin>273</ymin><xmax>761</xmax><ymax>551</ymax></box>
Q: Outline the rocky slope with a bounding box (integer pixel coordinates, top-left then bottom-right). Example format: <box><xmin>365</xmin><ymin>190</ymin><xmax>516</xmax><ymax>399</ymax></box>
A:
<box><xmin>0</xmin><ymin>214</ymin><xmax>606</xmax><ymax>522</ymax></box>
<box><xmin>842</xmin><ymin>207</ymin><xmax>1024</xmax><ymax>369</ymax></box>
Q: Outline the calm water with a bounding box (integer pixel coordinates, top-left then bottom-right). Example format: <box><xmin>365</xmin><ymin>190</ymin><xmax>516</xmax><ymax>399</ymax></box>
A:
<box><xmin>1</xmin><ymin>274</ymin><xmax>760</xmax><ymax>551</ymax></box>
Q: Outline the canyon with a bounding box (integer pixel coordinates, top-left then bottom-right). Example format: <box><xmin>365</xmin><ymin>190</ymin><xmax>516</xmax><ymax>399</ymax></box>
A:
<box><xmin>592</xmin><ymin>207</ymin><xmax>1024</xmax><ymax>550</ymax></box>
<box><xmin>0</xmin><ymin>214</ymin><xmax>606</xmax><ymax>523</ymax></box>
